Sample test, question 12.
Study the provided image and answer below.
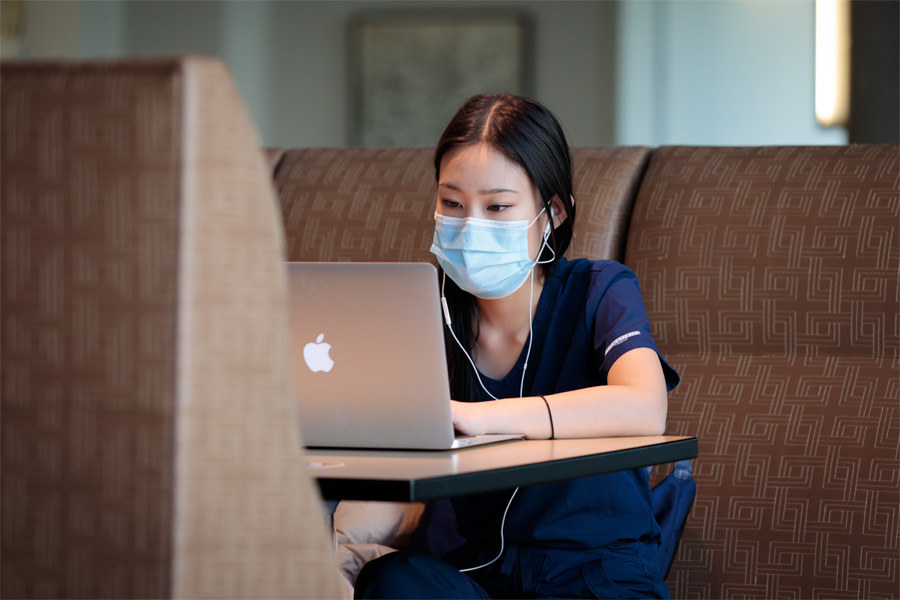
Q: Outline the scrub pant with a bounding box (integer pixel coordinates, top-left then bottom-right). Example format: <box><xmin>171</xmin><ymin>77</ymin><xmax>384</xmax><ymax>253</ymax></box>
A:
<box><xmin>354</xmin><ymin>543</ymin><xmax>671</xmax><ymax>599</ymax></box>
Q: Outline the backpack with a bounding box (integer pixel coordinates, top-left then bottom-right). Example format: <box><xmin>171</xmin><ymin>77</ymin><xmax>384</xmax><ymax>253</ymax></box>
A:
<box><xmin>647</xmin><ymin>459</ymin><xmax>697</xmax><ymax>578</ymax></box>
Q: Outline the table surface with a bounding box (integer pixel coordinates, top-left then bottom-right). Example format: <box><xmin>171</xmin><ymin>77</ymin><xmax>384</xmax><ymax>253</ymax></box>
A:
<box><xmin>305</xmin><ymin>435</ymin><xmax>697</xmax><ymax>502</ymax></box>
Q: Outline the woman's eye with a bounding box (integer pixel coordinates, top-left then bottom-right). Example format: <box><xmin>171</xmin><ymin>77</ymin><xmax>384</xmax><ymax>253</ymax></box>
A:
<box><xmin>487</xmin><ymin>204</ymin><xmax>511</xmax><ymax>212</ymax></box>
<box><xmin>440</xmin><ymin>199</ymin><xmax>462</xmax><ymax>209</ymax></box>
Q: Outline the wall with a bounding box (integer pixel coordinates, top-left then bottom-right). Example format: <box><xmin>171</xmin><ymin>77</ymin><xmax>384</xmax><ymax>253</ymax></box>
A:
<box><xmin>18</xmin><ymin>0</ymin><xmax>81</xmax><ymax>58</ymax></box>
<box><xmin>849</xmin><ymin>0</ymin><xmax>899</xmax><ymax>143</ymax></box>
<box><xmin>14</xmin><ymin>0</ymin><xmax>850</xmax><ymax>148</ymax></box>
<box><xmin>266</xmin><ymin>1</ymin><xmax>618</xmax><ymax>148</ymax></box>
<box><xmin>76</xmin><ymin>0</ymin><xmax>616</xmax><ymax>148</ymax></box>
<box><xmin>616</xmin><ymin>0</ymin><xmax>848</xmax><ymax>146</ymax></box>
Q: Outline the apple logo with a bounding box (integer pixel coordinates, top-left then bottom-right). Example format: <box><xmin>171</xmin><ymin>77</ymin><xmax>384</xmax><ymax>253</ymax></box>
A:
<box><xmin>303</xmin><ymin>333</ymin><xmax>335</xmax><ymax>373</ymax></box>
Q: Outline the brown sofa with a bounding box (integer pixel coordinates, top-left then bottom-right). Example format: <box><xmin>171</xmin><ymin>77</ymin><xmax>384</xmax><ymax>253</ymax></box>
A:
<box><xmin>269</xmin><ymin>145</ymin><xmax>899</xmax><ymax>598</ymax></box>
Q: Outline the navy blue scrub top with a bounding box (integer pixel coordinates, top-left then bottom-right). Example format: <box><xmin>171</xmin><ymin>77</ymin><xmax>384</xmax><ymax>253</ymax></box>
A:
<box><xmin>452</xmin><ymin>257</ymin><xmax>680</xmax><ymax>551</ymax></box>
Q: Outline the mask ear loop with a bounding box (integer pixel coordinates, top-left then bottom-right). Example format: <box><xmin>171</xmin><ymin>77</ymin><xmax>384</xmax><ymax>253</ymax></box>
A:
<box><xmin>535</xmin><ymin>207</ymin><xmax>556</xmax><ymax>265</ymax></box>
<box><xmin>535</xmin><ymin>232</ymin><xmax>556</xmax><ymax>265</ymax></box>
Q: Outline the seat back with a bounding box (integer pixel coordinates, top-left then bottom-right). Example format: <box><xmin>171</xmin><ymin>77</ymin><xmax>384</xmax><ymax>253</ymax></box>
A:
<box><xmin>626</xmin><ymin>145</ymin><xmax>900</xmax><ymax>597</ymax></box>
<box><xmin>272</xmin><ymin>146</ymin><xmax>650</xmax><ymax>263</ymax></box>
<box><xmin>1</xmin><ymin>58</ymin><xmax>342</xmax><ymax>599</ymax></box>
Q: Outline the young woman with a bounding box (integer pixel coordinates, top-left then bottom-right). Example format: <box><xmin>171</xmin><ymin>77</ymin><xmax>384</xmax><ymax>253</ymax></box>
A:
<box><xmin>354</xmin><ymin>93</ymin><xmax>679</xmax><ymax>599</ymax></box>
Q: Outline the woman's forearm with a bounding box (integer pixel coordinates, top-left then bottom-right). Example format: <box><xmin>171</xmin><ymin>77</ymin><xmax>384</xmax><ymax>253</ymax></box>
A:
<box><xmin>452</xmin><ymin>348</ymin><xmax>668</xmax><ymax>439</ymax></box>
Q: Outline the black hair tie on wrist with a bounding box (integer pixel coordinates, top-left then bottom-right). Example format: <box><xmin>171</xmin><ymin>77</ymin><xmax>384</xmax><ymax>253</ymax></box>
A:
<box><xmin>540</xmin><ymin>395</ymin><xmax>555</xmax><ymax>440</ymax></box>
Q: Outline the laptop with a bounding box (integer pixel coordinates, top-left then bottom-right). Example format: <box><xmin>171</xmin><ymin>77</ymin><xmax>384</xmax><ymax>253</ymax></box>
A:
<box><xmin>287</xmin><ymin>262</ymin><xmax>524</xmax><ymax>450</ymax></box>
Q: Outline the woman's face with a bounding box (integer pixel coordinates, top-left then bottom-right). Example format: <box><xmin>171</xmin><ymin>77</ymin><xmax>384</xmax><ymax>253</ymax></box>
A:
<box><xmin>436</xmin><ymin>143</ymin><xmax>550</xmax><ymax>262</ymax></box>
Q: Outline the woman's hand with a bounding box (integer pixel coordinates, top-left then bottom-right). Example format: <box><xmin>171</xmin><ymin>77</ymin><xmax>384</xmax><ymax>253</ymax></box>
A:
<box><xmin>450</xmin><ymin>398</ymin><xmax>550</xmax><ymax>439</ymax></box>
<box><xmin>450</xmin><ymin>400</ymin><xmax>487</xmax><ymax>436</ymax></box>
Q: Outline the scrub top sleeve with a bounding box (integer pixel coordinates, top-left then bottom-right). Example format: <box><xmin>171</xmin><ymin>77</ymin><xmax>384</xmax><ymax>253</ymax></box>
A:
<box><xmin>592</xmin><ymin>269</ymin><xmax>680</xmax><ymax>391</ymax></box>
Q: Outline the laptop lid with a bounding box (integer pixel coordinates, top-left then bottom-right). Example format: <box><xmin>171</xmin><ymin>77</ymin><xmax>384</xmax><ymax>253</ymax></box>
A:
<box><xmin>288</xmin><ymin>262</ymin><xmax>459</xmax><ymax>450</ymax></box>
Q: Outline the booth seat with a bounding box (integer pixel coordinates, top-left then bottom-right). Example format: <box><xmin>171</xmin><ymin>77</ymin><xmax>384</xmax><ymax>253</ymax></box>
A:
<box><xmin>269</xmin><ymin>144</ymin><xmax>899</xmax><ymax>599</ymax></box>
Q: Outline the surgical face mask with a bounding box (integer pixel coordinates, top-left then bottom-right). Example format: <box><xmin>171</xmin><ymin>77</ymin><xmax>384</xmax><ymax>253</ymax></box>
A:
<box><xmin>430</xmin><ymin>207</ymin><xmax>553</xmax><ymax>299</ymax></box>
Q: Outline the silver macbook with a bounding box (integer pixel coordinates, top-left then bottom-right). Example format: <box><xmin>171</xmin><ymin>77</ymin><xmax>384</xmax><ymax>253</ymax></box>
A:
<box><xmin>287</xmin><ymin>262</ymin><xmax>524</xmax><ymax>450</ymax></box>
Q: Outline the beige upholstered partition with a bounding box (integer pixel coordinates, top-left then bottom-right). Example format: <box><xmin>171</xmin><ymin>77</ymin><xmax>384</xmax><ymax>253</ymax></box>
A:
<box><xmin>1</xmin><ymin>58</ymin><xmax>342</xmax><ymax>599</ymax></box>
<box><xmin>627</xmin><ymin>146</ymin><xmax>900</xmax><ymax>598</ymax></box>
<box><xmin>273</xmin><ymin>146</ymin><xmax>650</xmax><ymax>263</ymax></box>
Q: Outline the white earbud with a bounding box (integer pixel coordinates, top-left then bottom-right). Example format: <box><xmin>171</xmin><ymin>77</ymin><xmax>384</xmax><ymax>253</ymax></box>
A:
<box><xmin>441</xmin><ymin>296</ymin><xmax>452</xmax><ymax>326</ymax></box>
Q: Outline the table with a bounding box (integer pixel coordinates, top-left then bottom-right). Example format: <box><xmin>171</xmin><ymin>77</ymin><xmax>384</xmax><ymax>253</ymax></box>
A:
<box><xmin>305</xmin><ymin>435</ymin><xmax>697</xmax><ymax>502</ymax></box>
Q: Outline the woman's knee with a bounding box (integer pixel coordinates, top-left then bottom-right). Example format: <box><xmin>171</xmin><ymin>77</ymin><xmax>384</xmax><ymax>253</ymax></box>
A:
<box><xmin>357</xmin><ymin>551</ymin><xmax>420</xmax><ymax>583</ymax></box>
<box><xmin>354</xmin><ymin>551</ymin><xmax>488</xmax><ymax>600</ymax></box>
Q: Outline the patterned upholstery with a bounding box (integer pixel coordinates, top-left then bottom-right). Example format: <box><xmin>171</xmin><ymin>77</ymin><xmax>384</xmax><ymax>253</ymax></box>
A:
<box><xmin>1</xmin><ymin>59</ymin><xmax>342</xmax><ymax>599</ymax></box>
<box><xmin>626</xmin><ymin>146</ymin><xmax>900</xmax><ymax>598</ymax></box>
<box><xmin>273</xmin><ymin>146</ymin><xmax>651</xmax><ymax>263</ymax></box>
<box><xmin>275</xmin><ymin>148</ymin><xmax>437</xmax><ymax>263</ymax></box>
<box><xmin>570</xmin><ymin>146</ymin><xmax>651</xmax><ymax>262</ymax></box>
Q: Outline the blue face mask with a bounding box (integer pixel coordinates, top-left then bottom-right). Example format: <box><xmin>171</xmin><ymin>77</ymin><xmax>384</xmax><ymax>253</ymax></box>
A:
<box><xmin>430</xmin><ymin>208</ymin><xmax>552</xmax><ymax>299</ymax></box>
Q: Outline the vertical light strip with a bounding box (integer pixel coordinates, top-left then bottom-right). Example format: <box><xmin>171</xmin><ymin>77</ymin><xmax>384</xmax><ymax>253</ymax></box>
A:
<box><xmin>815</xmin><ymin>0</ymin><xmax>850</xmax><ymax>126</ymax></box>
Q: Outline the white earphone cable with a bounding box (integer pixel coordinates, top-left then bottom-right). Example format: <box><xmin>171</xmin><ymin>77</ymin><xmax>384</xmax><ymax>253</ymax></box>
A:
<box><xmin>443</xmin><ymin>209</ymin><xmax>554</xmax><ymax>574</ymax></box>
<box><xmin>442</xmin><ymin>274</ymin><xmax>500</xmax><ymax>401</ymax></box>
<box><xmin>458</xmin><ymin>486</ymin><xmax>520</xmax><ymax>573</ymax></box>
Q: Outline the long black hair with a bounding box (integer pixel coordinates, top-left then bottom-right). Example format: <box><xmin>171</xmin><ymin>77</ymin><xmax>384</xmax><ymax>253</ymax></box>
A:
<box><xmin>434</xmin><ymin>93</ymin><xmax>577</xmax><ymax>403</ymax></box>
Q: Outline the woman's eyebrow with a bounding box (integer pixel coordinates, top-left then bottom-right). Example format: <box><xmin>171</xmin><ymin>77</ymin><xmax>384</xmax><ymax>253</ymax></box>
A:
<box><xmin>438</xmin><ymin>182</ymin><xmax>519</xmax><ymax>194</ymax></box>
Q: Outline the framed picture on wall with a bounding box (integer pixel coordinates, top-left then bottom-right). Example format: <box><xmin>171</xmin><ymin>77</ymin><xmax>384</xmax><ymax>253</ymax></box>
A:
<box><xmin>349</xmin><ymin>12</ymin><xmax>532</xmax><ymax>147</ymax></box>
<box><xmin>0</xmin><ymin>0</ymin><xmax>26</xmax><ymax>58</ymax></box>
